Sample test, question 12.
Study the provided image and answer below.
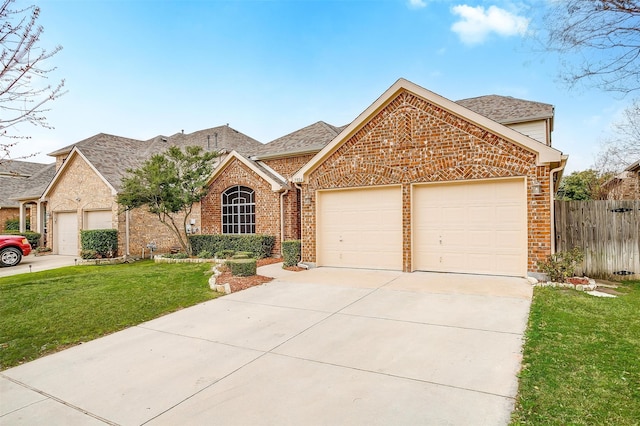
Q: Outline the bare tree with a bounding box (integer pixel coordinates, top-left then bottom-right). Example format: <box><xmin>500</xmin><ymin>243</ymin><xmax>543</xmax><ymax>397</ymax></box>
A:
<box><xmin>594</xmin><ymin>98</ymin><xmax>640</xmax><ymax>172</ymax></box>
<box><xmin>0</xmin><ymin>0</ymin><xmax>64</xmax><ymax>163</ymax></box>
<box><xmin>543</xmin><ymin>0</ymin><xmax>640</xmax><ymax>93</ymax></box>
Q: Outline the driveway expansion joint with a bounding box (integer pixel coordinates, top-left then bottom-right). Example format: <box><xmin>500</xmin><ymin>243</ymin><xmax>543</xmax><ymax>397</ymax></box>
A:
<box><xmin>0</xmin><ymin>373</ymin><xmax>117</xmax><ymax>425</ymax></box>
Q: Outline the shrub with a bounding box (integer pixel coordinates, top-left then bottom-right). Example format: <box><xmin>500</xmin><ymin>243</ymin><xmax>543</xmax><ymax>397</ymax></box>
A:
<box><xmin>197</xmin><ymin>250</ymin><xmax>213</xmax><ymax>259</ymax></box>
<box><xmin>80</xmin><ymin>229</ymin><xmax>118</xmax><ymax>258</ymax></box>
<box><xmin>189</xmin><ymin>234</ymin><xmax>275</xmax><ymax>259</ymax></box>
<box><xmin>5</xmin><ymin>230</ymin><xmax>41</xmax><ymax>248</ymax></box>
<box><xmin>282</xmin><ymin>240</ymin><xmax>301</xmax><ymax>267</ymax></box>
<box><xmin>80</xmin><ymin>249</ymin><xmax>98</xmax><ymax>259</ymax></box>
<box><xmin>226</xmin><ymin>258</ymin><xmax>257</xmax><ymax>277</ymax></box>
<box><xmin>35</xmin><ymin>246</ymin><xmax>52</xmax><ymax>253</ymax></box>
<box><xmin>215</xmin><ymin>249</ymin><xmax>236</xmax><ymax>259</ymax></box>
<box><xmin>232</xmin><ymin>253</ymin><xmax>250</xmax><ymax>259</ymax></box>
<box><xmin>537</xmin><ymin>248</ymin><xmax>585</xmax><ymax>282</ymax></box>
<box><xmin>4</xmin><ymin>218</ymin><xmax>31</xmax><ymax>232</ymax></box>
<box><xmin>4</xmin><ymin>218</ymin><xmax>19</xmax><ymax>231</ymax></box>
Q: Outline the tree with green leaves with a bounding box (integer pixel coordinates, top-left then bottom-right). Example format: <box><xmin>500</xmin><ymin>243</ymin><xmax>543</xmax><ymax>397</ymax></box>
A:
<box><xmin>117</xmin><ymin>146</ymin><xmax>218</xmax><ymax>255</ymax></box>
<box><xmin>557</xmin><ymin>169</ymin><xmax>613</xmax><ymax>200</ymax></box>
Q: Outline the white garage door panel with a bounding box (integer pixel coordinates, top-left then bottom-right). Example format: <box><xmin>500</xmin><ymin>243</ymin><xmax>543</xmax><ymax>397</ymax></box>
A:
<box><xmin>85</xmin><ymin>210</ymin><xmax>113</xmax><ymax>230</ymax></box>
<box><xmin>317</xmin><ymin>186</ymin><xmax>402</xmax><ymax>270</ymax></box>
<box><xmin>413</xmin><ymin>179</ymin><xmax>526</xmax><ymax>276</ymax></box>
<box><xmin>55</xmin><ymin>212</ymin><xmax>78</xmax><ymax>255</ymax></box>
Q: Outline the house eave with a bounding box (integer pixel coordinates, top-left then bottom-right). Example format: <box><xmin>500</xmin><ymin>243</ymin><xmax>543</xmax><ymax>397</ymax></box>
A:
<box><xmin>293</xmin><ymin>78</ymin><xmax>563</xmax><ymax>183</ymax></box>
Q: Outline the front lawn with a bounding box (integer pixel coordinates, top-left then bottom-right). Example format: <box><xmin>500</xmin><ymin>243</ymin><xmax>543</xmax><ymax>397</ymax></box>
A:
<box><xmin>512</xmin><ymin>280</ymin><xmax>640</xmax><ymax>425</ymax></box>
<box><xmin>0</xmin><ymin>260</ymin><xmax>219</xmax><ymax>370</ymax></box>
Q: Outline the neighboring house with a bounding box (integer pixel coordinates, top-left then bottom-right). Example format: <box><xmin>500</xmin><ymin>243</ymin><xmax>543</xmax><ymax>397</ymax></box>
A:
<box><xmin>0</xmin><ymin>161</ymin><xmax>55</xmax><ymax>234</ymax></box>
<box><xmin>38</xmin><ymin>126</ymin><xmax>263</xmax><ymax>257</ymax></box>
<box><xmin>602</xmin><ymin>160</ymin><xmax>640</xmax><ymax>200</ymax></box>
<box><xmin>16</xmin><ymin>78</ymin><xmax>566</xmax><ymax>278</ymax></box>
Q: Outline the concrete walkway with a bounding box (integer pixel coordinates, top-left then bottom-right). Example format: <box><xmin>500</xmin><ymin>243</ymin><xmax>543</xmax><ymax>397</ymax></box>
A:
<box><xmin>0</xmin><ymin>266</ymin><xmax>532</xmax><ymax>425</ymax></box>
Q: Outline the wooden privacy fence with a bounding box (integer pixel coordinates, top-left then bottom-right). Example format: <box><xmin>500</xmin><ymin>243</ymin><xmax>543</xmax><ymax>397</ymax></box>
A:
<box><xmin>555</xmin><ymin>200</ymin><xmax>640</xmax><ymax>280</ymax></box>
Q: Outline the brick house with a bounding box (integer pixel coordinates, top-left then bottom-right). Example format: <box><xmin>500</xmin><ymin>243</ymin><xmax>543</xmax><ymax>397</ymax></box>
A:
<box><xmin>602</xmin><ymin>160</ymin><xmax>640</xmax><ymax>200</ymax></box>
<box><xmin>19</xmin><ymin>78</ymin><xmax>565</xmax><ymax>278</ymax></box>
<box><xmin>38</xmin><ymin>127</ymin><xmax>264</xmax><ymax>257</ymax></box>
<box><xmin>204</xmin><ymin>79</ymin><xmax>565</xmax><ymax>277</ymax></box>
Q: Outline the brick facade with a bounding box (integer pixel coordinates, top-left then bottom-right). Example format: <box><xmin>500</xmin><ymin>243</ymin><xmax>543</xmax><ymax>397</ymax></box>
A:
<box><xmin>201</xmin><ymin>158</ymin><xmax>298</xmax><ymax>255</ymax></box>
<box><xmin>262</xmin><ymin>154</ymin><xmax>315</xmax><ymax>179</ymax></box>
<box><xmin>300</xmin><ymin>91</ymin><xmax>553</xmax><ymax>273</ymax></box>
<box><xmin>46</xmin><ymin>154</ymin><xmax>118</xmax><ymax>254</ymax></box>
<box><xmin>46</xmin><ymin>153</ymin><xmax>193</xmax><ymax>256</ymax></box>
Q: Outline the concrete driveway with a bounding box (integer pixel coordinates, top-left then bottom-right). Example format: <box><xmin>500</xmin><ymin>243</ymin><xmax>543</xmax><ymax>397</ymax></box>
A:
<box><xmin>0</xmin><ymin>265</ymin><xmax>532</xmax><ymax>425</ymax></box>
<box><xmin>0</xmin><ymin>255</ymin><xmax>78</xmax><ymax>278</ymax></box>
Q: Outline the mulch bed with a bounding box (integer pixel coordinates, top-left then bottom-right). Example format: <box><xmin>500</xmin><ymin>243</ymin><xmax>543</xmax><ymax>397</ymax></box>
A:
<box><xmin>217</xmin><ymin>256</ymin><xmax>303</xmax><ymax>293</ymax></box>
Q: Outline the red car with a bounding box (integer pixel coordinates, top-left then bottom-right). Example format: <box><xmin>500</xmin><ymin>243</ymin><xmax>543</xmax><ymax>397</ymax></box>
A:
<box><xmin>0</xmin><ymin>235</ymin><xmax>32</xmax><ymax>267</ymax></box>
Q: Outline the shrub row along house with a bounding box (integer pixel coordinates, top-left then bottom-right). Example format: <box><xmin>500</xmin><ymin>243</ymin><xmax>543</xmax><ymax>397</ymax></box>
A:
<box><xmin>11</xmin><ymin>79</ymin><xmax>566</xmax><ymax>278</ymax></box>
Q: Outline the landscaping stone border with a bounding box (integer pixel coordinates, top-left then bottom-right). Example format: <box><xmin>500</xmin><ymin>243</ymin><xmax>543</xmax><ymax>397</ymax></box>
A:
<box><xmin>78</xmin><ymin>256</ymin><xmax>128</xmax><ymax>266</ymax></box>
<box><xmin>153</xmin><ymin>256</ymin><xmax>217</xmax><ymax>264</ymax></box>
<box><xmin>208</xmin><ymin>259</ymin><xmax>231</xmax><ymax>294</ymax></box>
<box><xmin>532</xmin><ymin>278</ymin><xmax>598</xmax><ymax>292</ymax></box>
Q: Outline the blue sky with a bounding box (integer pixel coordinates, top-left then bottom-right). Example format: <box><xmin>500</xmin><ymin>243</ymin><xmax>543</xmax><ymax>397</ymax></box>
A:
<box><xmin>11</xmin><ymin>0</ymin><xmax>632</xmax><ymax>173</ymax></box>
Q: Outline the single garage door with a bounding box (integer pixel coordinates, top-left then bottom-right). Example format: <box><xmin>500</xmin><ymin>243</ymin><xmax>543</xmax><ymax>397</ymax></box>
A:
<box><xmin>55</xmin><ymin>212</ymin><xmax>78</xmax><ymax>255</ymax></box>
<box><xmin>413</xmin><ymin>178</ymin><xmax>526</xmax><ymax>276</ymax></box>
<box><xmin>317</xmin><ymin>186</ymin><xmax>402</xmax><ymax>270</ymax></box>
<box><xmin>85</xmin><ymin>210</ymin><xmax>113</xmax><ymax>230</ymax></box>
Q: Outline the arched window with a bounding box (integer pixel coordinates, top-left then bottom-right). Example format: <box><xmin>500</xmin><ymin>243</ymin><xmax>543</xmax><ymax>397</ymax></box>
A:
<box><xmin>222</xmin><ymin>186</ymin><xmax>255</xmax><ymax>234</ymax></box>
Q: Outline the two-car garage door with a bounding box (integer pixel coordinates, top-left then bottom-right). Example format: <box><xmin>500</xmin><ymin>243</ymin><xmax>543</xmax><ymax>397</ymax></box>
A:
<box><xmin>315</xmin><ymin>178</ymin><xmax>526</xmax><ymax>276</ymax></box>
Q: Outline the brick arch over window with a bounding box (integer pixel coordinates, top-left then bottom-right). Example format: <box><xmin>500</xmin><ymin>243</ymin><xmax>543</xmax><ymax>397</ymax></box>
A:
<box><xmin>222</xmin><ymin>185</ymin><xmax>255</xmax><ymax>234</ymax></box>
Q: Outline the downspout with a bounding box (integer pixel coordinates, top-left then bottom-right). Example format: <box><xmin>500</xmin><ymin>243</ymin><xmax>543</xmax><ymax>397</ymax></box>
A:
<box><xmin>125</xmin><ymin>209</ymin><xmax>130</xmax><ymax>257</ymax></box>
<box><xmin>294</xmin><ymin>183</ymin><xmax>305</xmax><ymax>265</ymax></box>
<box><xmin>549</xmin><ymin>161</ymin><xmax>566</xmax><ymax>254</ymax></box>
<box><xmin>280</xmin><ymin>188</ymin><xmax>289</xmax><ymax>255</ymax></box>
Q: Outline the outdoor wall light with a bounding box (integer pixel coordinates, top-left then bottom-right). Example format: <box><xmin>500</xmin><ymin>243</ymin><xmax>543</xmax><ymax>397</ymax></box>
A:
<box><xmin>304</xmin><ymin>194</ymin><xmax>312</xmax><ymax>205</ymax></box>
<box><xmin>532</xmin><ymin>180</ymin><xmax>542</xmax><ymax>195</ymax></box>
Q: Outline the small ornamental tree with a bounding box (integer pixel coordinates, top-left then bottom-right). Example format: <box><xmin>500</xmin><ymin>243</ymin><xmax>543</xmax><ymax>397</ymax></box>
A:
<box><xmin>117</xmin><ymin>145</ymin><xmax>218</xmax><ymax>255</ymax></box>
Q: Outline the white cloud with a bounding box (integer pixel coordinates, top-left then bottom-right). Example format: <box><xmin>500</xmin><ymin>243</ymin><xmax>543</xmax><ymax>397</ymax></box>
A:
<box><xmin>408</xmin><ymin>0</ymin><xmax>427</xmax><ymax>9</ymax></box>
<box><xmin>451</xmin><ymin>5</ymin><xmax>529</xmax><ymax>45</ymax></box>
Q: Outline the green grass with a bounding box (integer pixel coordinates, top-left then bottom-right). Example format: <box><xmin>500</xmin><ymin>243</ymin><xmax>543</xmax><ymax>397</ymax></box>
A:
<box><xmin>512</xmin><ymin>280</ymin><xmax>640</xmax><ymax>425</ymax></box>
<box><xmin>0</xmin><ymin>260</ymin><xmax>219</xmax><ymax>370</ymax></box>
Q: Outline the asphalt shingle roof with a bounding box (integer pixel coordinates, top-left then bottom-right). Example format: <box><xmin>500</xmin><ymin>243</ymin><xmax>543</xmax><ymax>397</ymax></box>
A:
<box><xmin>48</xmin><ymin>125</ymin><xmax>263</xmax><ymax>191</ymax></box>
<box><xmin>254</xmin><ymin>121</ymin><xmax>346</xmax><ymax>158</ymax></box>
<box><xmin>455</xmin><ymin>95</ymin><xmax>553</xmax><ymax>124</ymax></box>
<box><xmin>0</xmin><ymin>160</ymin><xmax>49</xmax><ymax>177</ymax></box>
<box><xmin>0</xmin><ymin>161</ymin><xmax>55</xmax><ymax>207</ymax></box>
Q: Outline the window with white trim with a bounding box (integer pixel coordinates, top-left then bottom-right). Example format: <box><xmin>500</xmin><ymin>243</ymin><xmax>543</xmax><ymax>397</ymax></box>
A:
<box><xmin>222</xmin><ymin>185</ymin><xmax>255</xmax><ymax>234</ymax></box>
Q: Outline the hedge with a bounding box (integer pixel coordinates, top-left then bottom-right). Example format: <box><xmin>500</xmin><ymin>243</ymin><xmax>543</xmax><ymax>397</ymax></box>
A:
<box><xmin>282</xmin><ymin>240</ymin><xmax>301</xmax><ymax>267</ymax></box>
<box><xmin>80</xmin><ymin>229</ymin><xmax>118</xmax><ymax>258</ymax></box>
<box><xmin>226</xmin><ymin>258</ymin><xmax>257</xmax><ymax>277</ymax></box>
<box><xmin>189</xmin><ymin>234</ymin><xmax>275</xmax><ymax>259</ymax></box>
<box><xmin>4</xmin><ymin>230</ymin><xmax>41</xmax><ymax>248</ymax></box>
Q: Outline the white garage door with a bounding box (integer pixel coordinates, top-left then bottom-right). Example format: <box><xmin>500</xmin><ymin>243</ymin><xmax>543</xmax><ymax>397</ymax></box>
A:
<box><xmin>413</xmin><ymin>178</ymin><xmax>526</xmax><ymax>276</ymax></box>
<box><xmin>55</xmin><ymin>212</ymin><xmax>78</xmax><ymax>255</ymax></box>
<box><xmin>85</xmin><ymin>210</ymin><xmax>113</xmax><ymax>230</ymax></box>
<box><xmin>317</xmin><ymin>186</ymin><xmax>402</xmax><ymax>270</ymax></box>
